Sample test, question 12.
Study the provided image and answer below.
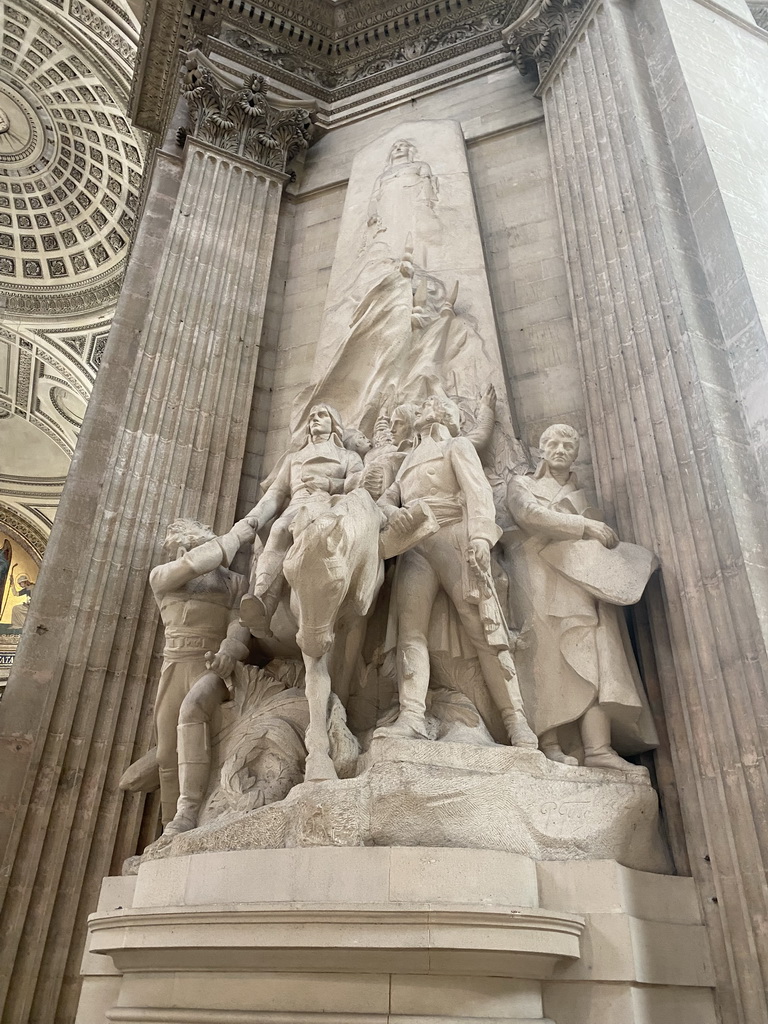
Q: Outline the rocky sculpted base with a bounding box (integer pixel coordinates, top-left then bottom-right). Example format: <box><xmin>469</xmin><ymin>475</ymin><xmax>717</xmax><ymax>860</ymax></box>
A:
<box><xmin>140</xmin><ymin>737</ymin><xmax>671</xmax><ymax>874</ymax></box>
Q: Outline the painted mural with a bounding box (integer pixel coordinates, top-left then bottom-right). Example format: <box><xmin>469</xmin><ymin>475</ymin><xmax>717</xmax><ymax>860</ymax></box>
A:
<box><xmin>1</xmin><ymin>532</ymin><xmax>38</xmax><ymax>633</ymax></box>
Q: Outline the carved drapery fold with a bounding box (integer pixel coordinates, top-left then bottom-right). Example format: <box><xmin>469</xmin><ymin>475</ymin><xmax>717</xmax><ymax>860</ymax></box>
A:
<box><xmin>181</xmin><ymin>55</ymin><xmax>313</xmax><ymax>172</ymax></box>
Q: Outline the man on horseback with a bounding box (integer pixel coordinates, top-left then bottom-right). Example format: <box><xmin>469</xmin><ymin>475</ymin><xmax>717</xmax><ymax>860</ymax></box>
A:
<box><xmin>239</xmin><ymin>403</ymin><xmax>365</xmax><ymax>638</ymax></box>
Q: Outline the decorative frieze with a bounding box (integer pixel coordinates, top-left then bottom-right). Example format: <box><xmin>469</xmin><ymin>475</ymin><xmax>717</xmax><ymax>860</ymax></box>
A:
<box><xmin>131</xmin><ymin>0</ymin><xmax>520</xmax><ymax>133</ymax></box>
<box><xmin>222</xmin><ymin>6</ymin><xmax>509</xmax><ymax>94</ymax></box>
<box><xmin>180</xmin><ymin>57</ymin><xmax>313</xmax><ymax>171</ymax></box>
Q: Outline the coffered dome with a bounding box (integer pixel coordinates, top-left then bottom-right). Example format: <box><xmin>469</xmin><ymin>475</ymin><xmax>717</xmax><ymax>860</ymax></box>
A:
<box><xmin>0</xmin><ymin>1</ymin><xmax>146</xmax><ymax>317</ymax></box>
<box><xmin>0</xmin><ymin>0</ymin><xmax>143</xmax><ymax>562</ymax></box>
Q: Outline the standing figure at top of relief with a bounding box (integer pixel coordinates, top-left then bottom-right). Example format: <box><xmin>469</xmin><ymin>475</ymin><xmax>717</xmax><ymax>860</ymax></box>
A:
<box><xmin>366</xmin><ymin>139</ymin><xmax>439</xmax><ymax>248</ymax></box>
<box><xmin>239</xmin><ymin>403</ymin><xmax>364</xmax><ymax>639</ymax></box>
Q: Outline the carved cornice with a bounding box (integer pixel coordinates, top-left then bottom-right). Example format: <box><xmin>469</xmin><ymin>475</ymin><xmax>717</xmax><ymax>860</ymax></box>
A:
<box><xmin>132</xmin><ymin>0</ymin><xmax>521</xmax><ymax>134</ymax></box>
<box><xmin>180</xmin><ymin>54</ymin><xmax>314</xmax><ymax>171</ymax></box>
<box><xmin>501</xmin><ymin>0</ymin><xmax>586</xmax><ymax>77</ymax></box>
<box><xmin>218</xmin><ymin>5</ymin><xmax>509</xmax><ymax>96</ymax></box>
<box><xmin>129</xmin><ymin>0</ymin><xmax>189</xmax><ymax>134</ymax></box>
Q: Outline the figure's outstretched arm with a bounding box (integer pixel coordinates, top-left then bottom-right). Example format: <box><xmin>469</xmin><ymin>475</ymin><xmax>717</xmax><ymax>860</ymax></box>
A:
<box><xmin>149</xmin><ymin>521</ymin><xmax>256</xmax><ymax>596</ymax></box>
<box><xmin>465</xmin><ymin>384</ymin><xmax>497</xmax><ymax>452</ymax></box>
<box><xmin>206</xmin><ymin>597</ymin><xmax>251</xmax><ymax>679</ymax></box>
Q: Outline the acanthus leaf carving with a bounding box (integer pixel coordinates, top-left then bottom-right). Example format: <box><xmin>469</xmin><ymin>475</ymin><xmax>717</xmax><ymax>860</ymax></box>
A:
<box><xmin>501</xmin><ymin>0</ymin><xmax>587</xmax><ymax>78</ymax></box>
<box><xmin>180</xmin><ymin>55</ymin><xmax>314</xmax><ymax>172</ymax></box>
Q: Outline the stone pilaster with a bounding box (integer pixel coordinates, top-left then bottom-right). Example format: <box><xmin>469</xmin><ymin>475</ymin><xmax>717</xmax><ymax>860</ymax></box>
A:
<box><xmin>0</xmin><ymin>63</ymin><xmax>312</xmax><ymax>1023</ymax></box>
<box><xmin>505</xmin><ymin>2</ymin><xmax>768</xmax><ymax>1022</ymax></box>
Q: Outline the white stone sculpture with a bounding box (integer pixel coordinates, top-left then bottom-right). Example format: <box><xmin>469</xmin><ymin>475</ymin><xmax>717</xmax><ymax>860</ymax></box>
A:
<box><xmin>504</xmin><ymin>424</ymin><xmax>659</xmax><ymax>771</ymax></box>
<box><xmin>148</xmin><ymin>518</ymin><xmax>255</xmax><ymax>829</ymax></box>
<box><xmin>359</xmin><ymin>400</ymin><xmax>419</xmax><ymax>500</ymax></box>
<box><xmin>239</xmin><ymin>403</ymin><xmax>364</xmax><ymax>638</ymax></box>
<box><xmin>366</xmin><ymin>138</ymin><xmax>439</xmax><ymax>241</ymax></box>
<box><xmin>200</xmin><ymin>660</ymin><xmax>309</xmax><ymax>821</ymax></box>
<box><xmin>239</xmin><ymin>402</ymin><xmax>388</xmax><ymax>783</ymax></box>
<box><xmin>376</xmin><ymin>394</ymin><xmax>538</xmax><ymax>747</ymax></box>
<box><xmin>292</xmin><ymin>121</ymin><xmax>529</xmax><ymax>488</ymax></box>
<box><xmin>280</xmin><ymin>484</ymin><xmax>385</xmax><ymax>781</ymax></box>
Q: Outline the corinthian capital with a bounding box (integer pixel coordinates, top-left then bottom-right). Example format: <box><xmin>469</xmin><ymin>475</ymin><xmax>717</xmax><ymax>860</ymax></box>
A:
<box><xmin>502</xmin><ymin>0</ymin><xmax>587</xmax><ymax>78</ymax></box>
<box><xmin>180</xmin><ymin>53</ymin><xmax>314</xmax><ymax>172</ymax></box>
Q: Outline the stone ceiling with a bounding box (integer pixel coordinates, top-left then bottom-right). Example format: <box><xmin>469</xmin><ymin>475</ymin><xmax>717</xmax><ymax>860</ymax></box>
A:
<box><xmin>0</xmin><ymin>0</ymin><xmax>144</xmax><ymax>557</ymax></box>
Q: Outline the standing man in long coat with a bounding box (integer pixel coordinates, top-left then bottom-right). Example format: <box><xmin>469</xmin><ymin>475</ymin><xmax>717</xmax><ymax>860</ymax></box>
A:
<box><xmin>505</xmin><ymin>423</ymin><xmax>657</xmax><ymax>770</ymax></box>
<box><xmin>378</xmin><ymin>394</ymin><xmax>537</xmax><ymax>747</ymax></box>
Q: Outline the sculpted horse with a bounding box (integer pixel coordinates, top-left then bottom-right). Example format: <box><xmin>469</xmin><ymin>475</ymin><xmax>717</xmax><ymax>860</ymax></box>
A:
<box><xmin>282</xmin><ymin>487</ymin><xmax>385</xmax><ymax>781</ymax></box>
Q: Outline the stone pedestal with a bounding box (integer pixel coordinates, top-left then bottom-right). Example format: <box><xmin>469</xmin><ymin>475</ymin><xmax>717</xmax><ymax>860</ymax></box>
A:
<box><xmin>75</xmin><ymin>847</ymin><xmax>715</xmax><ymax>1024</ymax></box>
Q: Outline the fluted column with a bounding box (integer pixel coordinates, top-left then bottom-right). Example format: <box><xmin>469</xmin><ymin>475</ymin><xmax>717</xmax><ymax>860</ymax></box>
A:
<box><xmin>0</xmin><ymin>59</ymin><xmax>312</xmax><ymax>1024</ymax></box>
<box><xmin>505</xmin><ymin>2</ymin><xmax>768</xmax><ymax>1022</ymax></box>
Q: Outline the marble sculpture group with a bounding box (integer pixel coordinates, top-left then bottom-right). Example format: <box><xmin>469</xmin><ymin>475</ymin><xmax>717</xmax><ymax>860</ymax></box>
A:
<box><xmin>128</xmin><ymin>134</ymin><xmax>660</xmax><ymax>846</ymax></box>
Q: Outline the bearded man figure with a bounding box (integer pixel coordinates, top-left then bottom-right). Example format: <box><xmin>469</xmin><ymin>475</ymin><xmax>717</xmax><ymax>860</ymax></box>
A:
<box><xmin>377</xmin><ymin>394</ymin><xmax>537</xmax><ymax>747</ymax></box>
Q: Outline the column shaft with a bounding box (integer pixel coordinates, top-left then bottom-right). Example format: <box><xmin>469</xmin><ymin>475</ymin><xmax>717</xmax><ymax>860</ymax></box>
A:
<box><xmin>0</xmin><ymin>138</ymin><xmax>285</xmax><ymax>1023</ymax></box>
<box><xmin>537</xmin><ymin>2</ymin><xmax>768</xmax><ymax>1020</ymax></box>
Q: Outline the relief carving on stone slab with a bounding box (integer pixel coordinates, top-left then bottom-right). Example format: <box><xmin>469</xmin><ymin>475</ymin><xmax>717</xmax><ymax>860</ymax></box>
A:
<box><xmin>501</xmin><ymin>424</ymin><xmax>659</xmax><ymax>772</ymax></box>
<box><xmin>292</xmin><ymin>119</ymin><xmax>529</xmax><ymax>484</ymax></box>
<box><xmin>366</xmin><ymin>139</ymin><xmax>440</xmax><ymax>240</ymax></box>
<box><xmin>125</xmin><ymin>121</ymin><xmax>668</xmax><ymax>872</ymax></box>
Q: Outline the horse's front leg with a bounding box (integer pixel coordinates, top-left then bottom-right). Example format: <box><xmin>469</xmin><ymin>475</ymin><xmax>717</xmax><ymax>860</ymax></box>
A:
<box><xmin>330</xmin><ymin>613</ymin><xmax>368</xmax><ymax>708</ymax></box>
<box><xmin>303</xmin><ymin>651</ymin><xmax>339</xmax><ymax>782</ymax></box>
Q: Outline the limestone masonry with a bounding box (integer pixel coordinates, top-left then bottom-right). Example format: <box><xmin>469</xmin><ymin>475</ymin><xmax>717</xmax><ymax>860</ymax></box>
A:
<box><xmin>1</xmin><ymin>1</ymin><xmax>768</xmax><ymax>1023</ymax></box>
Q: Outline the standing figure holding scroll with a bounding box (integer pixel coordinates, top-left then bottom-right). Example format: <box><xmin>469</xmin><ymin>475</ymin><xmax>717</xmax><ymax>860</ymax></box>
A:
<box><xmin>505</xmin><ymin>424</ymin><xmax>658</xmax><ymax>770</ymax></box>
